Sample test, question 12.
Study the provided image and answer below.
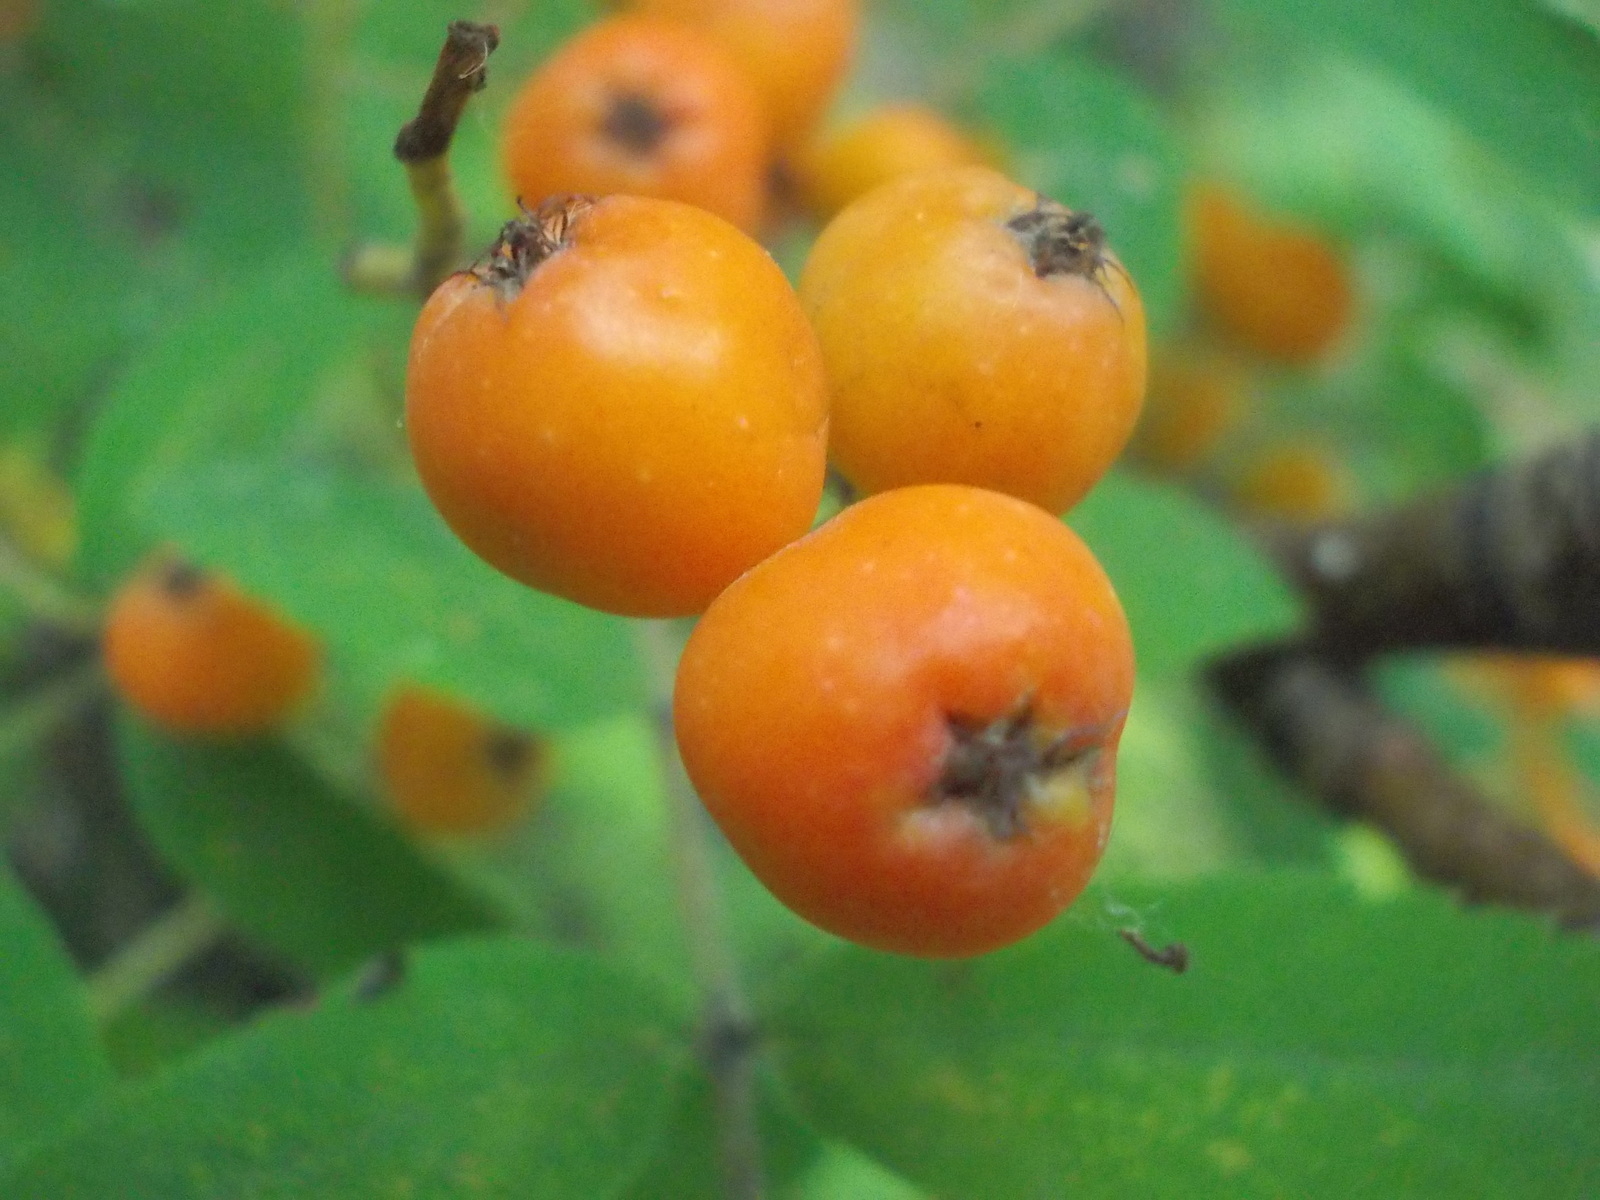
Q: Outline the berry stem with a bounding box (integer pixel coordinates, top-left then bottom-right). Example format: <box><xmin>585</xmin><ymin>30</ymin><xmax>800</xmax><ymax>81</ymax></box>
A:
<box><xmin>85</xmin><ymin>893</ymin><xmax>226</xmax><ymax>1024</ymax></box>
<box><xmin>636</xmin><ymin>619</ymin><xmax>766</xmax><ymax>1200</ymax></box>
<box><xmin>345</xmin><ymin>20</ymin><xmax>500</xmax><ymax>299</ymax></box>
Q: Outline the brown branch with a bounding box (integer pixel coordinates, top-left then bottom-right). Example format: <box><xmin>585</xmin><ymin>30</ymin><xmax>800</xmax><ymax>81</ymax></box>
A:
<box><xmin>1208</xmin><ymin>642</ymin><xmax>1600</xmax><ymax>930</ymax></box>
<box><xmin>1260</xmin><ymin>430</ymin><xmax>1600</xmax><ymax>658</ymax></box>
<box><xmin>345</xmin><ymin>21</ymin><xmax>500</xmax><ymax>299</ymax></box>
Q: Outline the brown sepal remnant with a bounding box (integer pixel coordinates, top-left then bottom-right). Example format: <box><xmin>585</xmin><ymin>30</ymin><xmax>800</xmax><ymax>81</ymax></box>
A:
<box><xmin>1209</xmin><ymin>642</ymin><xmax>1600</xmax><ymax>931</ymax></box>
<box><xmin>603</xmin><ymin>92</ymin><xmax>671</xmax><ymax>156</ymax></box>
<box><xmin>1262</xmin><ymin>430</ymin><xmax>1600</xmax><ymax>659</ymax></box>
<box><xmin>394</xmin><ymin>21</ymin><xmax>501</xmax><ymax>164</ymax></box>
<box><xmin>1005</xmin><ymin>200</ymin><xmax>1133</xmax><ymax>316</ymax></box>
<box><xmin>157</xmin><ymin>557</ymin><xmax>206</xmax><ymax>601</ymax></box>
<box><xmin>931</xmin><ymin>696</ymin><xmax>1095</xmax><ymax>841</ymax></box>
<box><xmin>473</xmin><ymin>196</ymin><xmax>595</xmax><ymax>298</ymax></box>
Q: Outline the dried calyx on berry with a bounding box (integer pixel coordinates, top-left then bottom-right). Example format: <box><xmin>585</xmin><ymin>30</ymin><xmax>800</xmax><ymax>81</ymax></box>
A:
<box><xmin>474</xmin><ymin>196</ymin><xmax>596</xmax><ymax>297</ymax></box>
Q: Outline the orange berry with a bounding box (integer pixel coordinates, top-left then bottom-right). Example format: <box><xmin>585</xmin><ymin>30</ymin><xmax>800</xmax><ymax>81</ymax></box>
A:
<box><xmin>675</xmin><ymin>485</ymin><xmax>1133</xmax><ymax>957</ymax></box>
<box><xmin>800</xmin><ymin>166</ymin><xmax>1146</xmax><ymax>514</ymax></box>
<box><xmin>406</xmin><ymin>196</ymin><xmax>828</xmax><ymax>617</ymax></box>
<box><xmin>793</xmin><ymin>103</ymin><xmax>996</xmax><ymax>220</ymax></box>
<box><xmin>501</xmin><ymin>16</ymin><xmax>770</xmax><ymax>232</ymax></box>
<box><xmin>104</xmin><ymin>554</ymin><xmax>319</xmax><ymax>737</ymax></box>
<box><xmin>1474</xmin><ymin>656</ymin><xmax>1600</xmax><ymax>720</ymax></box>
<box><xmin>626</xmin><ymin>0</ymin><xmax>858</xmax><ymax>148</ymax></box>
<box><xmin>1232</xmin><ymin>442</ymin><xmax>1352</xmax><ymax>521</ymax></box>
<box><xmin>1189</xmin><ymin>182</ymin><xmax>1353</xmax><ymax>364</ymax></box>
<box><xmin>377</xmin><ymin>685</ymin><xmax>548</xmax><ymax>837</ymax></box>
<box><xmin>1513</xmin><ymin>724</ymin><xmax>1600</xmax><ymax>878</ymax></box>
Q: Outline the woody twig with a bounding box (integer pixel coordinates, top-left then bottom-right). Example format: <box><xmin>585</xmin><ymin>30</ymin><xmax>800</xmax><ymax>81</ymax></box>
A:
<box><xmin>345</xmin><ymin>21</ymin><xmax>500</xmax><ymax>299</ymax></box>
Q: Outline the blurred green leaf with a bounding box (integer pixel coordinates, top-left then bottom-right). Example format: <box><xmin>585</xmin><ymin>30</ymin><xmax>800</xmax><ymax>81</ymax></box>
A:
<box><xmin>1211</xmin><ymin>0</ymin><xmax>1600</xmax><ymax>216</ymax></box>
<box><xmin>1104</xmin><ymin>675</ymin><xmax>1343</xmax><ymax>880</ymax></box>
<box><xmin>618</xmin><ymin>1064</ymin><xmax>822</xmax><ymax>1200</ymax></box>
<box><xmin>117</xmin><ymin>713</ymin><xmax>501</xmax><ymax>978</ymax></box>
<box><xmin>139</xmin><ymin>458</ymin><xmax>647</xmax><ymax>730</ymax></box>
<box><xmin>1197</xmin><ymin>54</ymin><xmax>1600</xmax><ymax>388</ymax></box>
<box><xmin>0</xmin><ymin>866</ymin><xmax>111</xmax><ymax>1176</ymax></box>
<box><xmin>75</xmin><ymin>258</ymin><xmax>373</xmax><ymax>589</ymax></box>
<box><xmin>3</xmin><ymin>938</ymin><xmax>686</xmax><ymax>1198</ymax></box>
<box><xmin>1542</xmin><ymin>0</ymin><xmax>1600</xmax><ymax>38</ymax></box>
<box><xmin>0</xmin><ymin>126</ymin><xmax>132</xmax><ymax>439</ymax></box>
<box><xmin>977</xmin><ymin>55</ymin><xmax>1185</xmax><ymax>334</ymax></box>
<box><xmin>1095</xmin><ymin>680</ymin><xmax>1245</xmax><ymax>880</ymax></box>
<box><xmin>30</xmin><ymin>0</ymin><xmax>311</xmax><ymax>253</ymax></box>
<box><xmin>506</xmin><ymin>713</ymin><xmax>832</xmax><ymax>1006</ymax></box>
<box><xmin>787</xmin><ymin>1144</ymin><xmax>931</xmax><ymax>1200</ymax></box>
<box><xmin>771</xmin><ymin>873</ymin><xmax>1600</xmax><ymax>1200</ymax></box>
<box><xmin>1069</xmin><ymin>471</ymin><xmax>1301</xmax><ymax>678</ymax></box>
<box><xmin>504</xmin><ymin>714</ymin><xmax>689</xmax><ymax>1001</ymax></box>
<box><xmin>1563</xmin><ymin>712</ymin><xmax>1600</xmax><ymax>786</ymax></box>
<box><xmin>1189</xmin><ymin>687</ymin><xmax>1341</xmax><ymax>866</ymax></box>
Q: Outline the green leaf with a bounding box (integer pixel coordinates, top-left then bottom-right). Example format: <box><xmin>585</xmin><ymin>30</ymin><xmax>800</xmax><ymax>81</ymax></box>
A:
<box><xmin>787</xmin><ymin>1144</ymin><xmax>932</xmax><ymax>1200</ymax></box>
<box><xmin>1068</xmin><ymin>471</ymin><xmax>1301</xmax><ymax>679</ymax></box>
<box><xmin>0</xmin><ymin>866</ymin><xmax>112</xmax><ymax>1176</ymax></box>
<box><xmin>976</xmin><ymin>55</ymin><xmax>1185</xmax><ymax>334</ymax></box>
<box><xmin>1542</xmin><ymin>0</ymin><xmax>1600</xmax><ymax>39</ymax></box>
<box><xmin>75</xmin><ymin>259</ymin><xmax>373</xmax><ymax>589</ymax></box>
<box><xmin>1100</xmin><ymin>678</ymin><xmax>1302</xmax><ymax>880</ymax></box>
<box><xmin>770</xmin><ymin>873</ymin><xmax>1600</xmax><ymax>1199</ymax></box>
<box><xmin>502</xmin><ymin>714</ymin><xmax>690</xmax><ymax>1001</ymax></box>
<box><xmin>617</xmin><ymin>1063</ymin><xmax>822</xmax><ymax>1200</ymax></box>
<box><xmin>30</xmin><ymin>0</ymin><xmax>311</xmax><ymax>255</ymax></box>
<box><xmin>0</xmin><ymin>126</ymin><xmax>134</xmax><ymax>439</ymax></box>
<box><xmin>139</xmin><ymin>458</ymin><xmax>647</xmax><ymax>730</ymax></box>
<box><xmin>1189</xmin><ymin>689</ymin><xmax>1341</xmax><ymax>866</ymax></box>
<box><xmin>1210</xmin><ymin>0</ymin><xmax>1600</xmax><ymax>216</ymax></box>
<box><xmin>116</xmin><ymin>713</ymin><xmax>500</xmax><ymax>978</ymax></box>
<box><xmin>3</xmin><ymin>938</ymin><xmax>686</xmax><ymax>1198</ymax></box>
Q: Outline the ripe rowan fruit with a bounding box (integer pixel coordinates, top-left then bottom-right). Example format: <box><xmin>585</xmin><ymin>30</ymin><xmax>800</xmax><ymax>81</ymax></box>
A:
<box><xmin>1231</xmin><ymin>441</ymin><xmax>1352</xmax><ymax>521</ymax></box>
<box><xmin>500</xmin><ymin>16</ymin><xmax>770</xmax><ymax>232</ymax></box>
<box><xmin>103</xmin><ymin>553</ymin><xmax>320</xmax><ymax>737</ymax></box>
<box><xmin>794</xmin><ymin>103</ymin><xmax>997</xmax><ymax>221</ymax></box>
<box><xmin>405</xmin><ymin>195</ymin><xmax>829</xmax><ymax>618</ymax></box>
<box><xmin>674</xmin><ymin>484</ymin><xmax>1134</xmax><ymax>957</ymax></box>
<box><xmin>377</xmin><ymin>684</ymin><xmax>548</xmax><ymax>837</ymax></box>
<box><xmin>624</xmin><ymin>0</ymin><xmax>858</xmax><ymax>149</ymax></box>
<box><xmin>799</xmin><ymin>166</ymin><xmax>1147</xmax><ymax>515</ymax></box>
<box><xmin>1189</xmin><ymin>182</ymin><xmax>1353</xmax><ymax>364</ymax></box>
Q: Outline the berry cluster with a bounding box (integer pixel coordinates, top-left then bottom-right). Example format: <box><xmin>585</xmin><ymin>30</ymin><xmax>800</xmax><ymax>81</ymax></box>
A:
<box><xmin>402</xmin><ymin>6</ymin><xmax>1147</xmax><ymax>958</ymax></box>
<box><xmin>106</xmin><ymin>6</ymin><xmax>1148</xmax><ymax>957</ymax></box>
